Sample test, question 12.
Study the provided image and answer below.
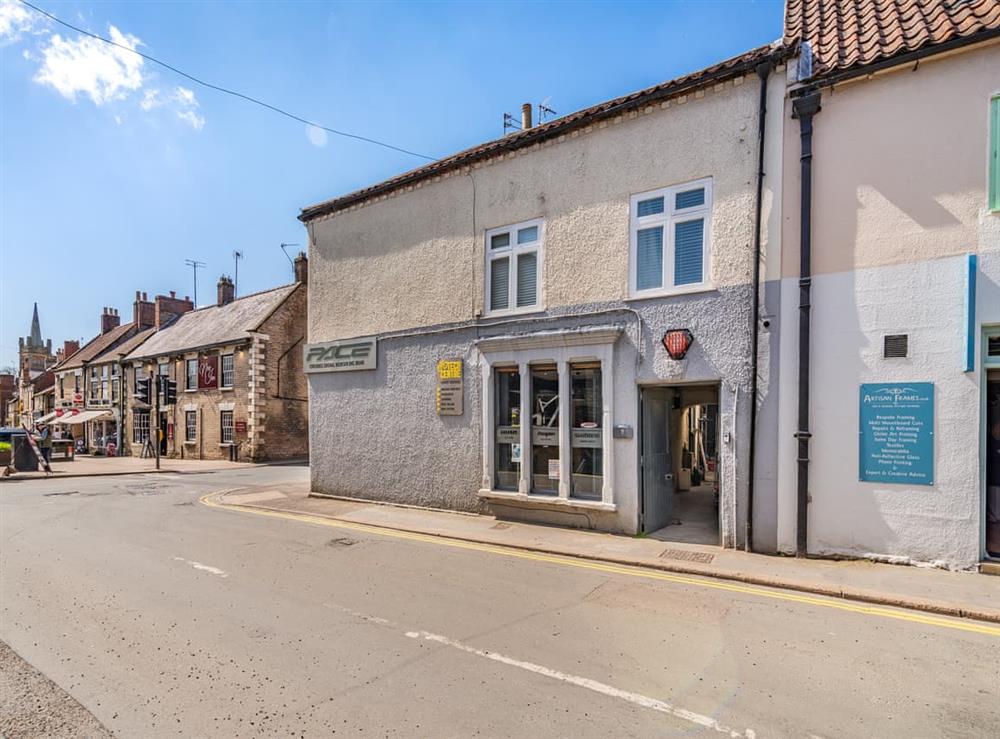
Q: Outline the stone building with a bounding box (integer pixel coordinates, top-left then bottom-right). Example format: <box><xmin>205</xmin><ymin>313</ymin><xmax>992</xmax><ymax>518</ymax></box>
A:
<box><xmin>122</xmin><ymin>259</ymin><xmax>308</xmax><ymax>462</ymax></box>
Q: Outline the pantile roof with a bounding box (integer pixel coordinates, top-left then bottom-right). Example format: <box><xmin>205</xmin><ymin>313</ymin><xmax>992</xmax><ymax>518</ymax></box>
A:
<box><xmin>785</xmin><ymin>0</ymin><xmax>1000</xmax><ymax>77</ymax></box>
<box><xmin>124</xmin><ymin>284</ymin><xmax>299</xmax><ymax>361</ymax></box>
<box><xmin>299</xmin><ymin>42</ymin><xmax>790</xmax><ymax>222</ymax></box>
<box><xmin>56</xmin><ymin>322</ymin><xmax>138</xmax><ymax>371</ymax></box>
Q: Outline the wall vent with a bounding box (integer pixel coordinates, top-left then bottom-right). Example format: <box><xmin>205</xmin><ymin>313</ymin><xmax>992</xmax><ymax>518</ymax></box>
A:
<box><xmin>884</xmin><ymin>334</ymin><xmax>909</xmax><ymax>358</ymax></box>
<box><xmin>988</xmin><ymin>336</ymin><xmax>1000</xmax><ymax>357</ymax></box>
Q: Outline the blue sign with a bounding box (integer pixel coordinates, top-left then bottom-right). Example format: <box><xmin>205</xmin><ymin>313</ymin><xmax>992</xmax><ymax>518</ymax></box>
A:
<box><xmin>859</xmin><ymin>383</ymin><xmax>934</xmax><ymax>485</ymax></box>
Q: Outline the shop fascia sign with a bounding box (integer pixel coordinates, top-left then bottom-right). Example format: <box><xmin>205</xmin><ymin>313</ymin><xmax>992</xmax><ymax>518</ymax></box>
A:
<box><xmin>304</xmin><ymin>336</ymin><xmax>377</xmax><ymax>373</ymax></box>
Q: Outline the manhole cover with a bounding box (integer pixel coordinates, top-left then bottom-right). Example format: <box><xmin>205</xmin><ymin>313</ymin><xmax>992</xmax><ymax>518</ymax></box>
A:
<box><xmin>660</xmin><ymin>548</ymin><xmax>715</xmax><ymax>564</ymax></box>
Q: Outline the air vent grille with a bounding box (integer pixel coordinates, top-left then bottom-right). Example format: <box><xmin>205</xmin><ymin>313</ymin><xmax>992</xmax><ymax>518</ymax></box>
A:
<box><xmin>884</xmin><ymin>334</ymin><xmax>908</xmax><ymax>358</ymax></box>
<box><xmin>989</xmin><ymin>336</ymin><xmax>1000</xmax><ymax>358</ymax></box>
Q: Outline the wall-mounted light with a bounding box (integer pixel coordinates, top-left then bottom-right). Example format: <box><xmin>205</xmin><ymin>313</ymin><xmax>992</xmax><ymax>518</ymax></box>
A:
<box><xmin>662</xmin><ymin>329</ymin><xmax>694</xmax><ymax>360</ymax></box>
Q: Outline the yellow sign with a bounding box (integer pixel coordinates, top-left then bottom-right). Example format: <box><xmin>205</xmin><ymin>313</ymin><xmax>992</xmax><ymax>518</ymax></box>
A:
<box><xmin>437</xmin><ymin>360</ymin><xmax>462</xmax><ymax>380</ymax></box>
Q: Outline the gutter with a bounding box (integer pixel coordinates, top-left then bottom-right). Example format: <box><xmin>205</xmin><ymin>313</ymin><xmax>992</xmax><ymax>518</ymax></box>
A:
<box><xmin>791</xmin><ymin>27</ymin><xmax>1000</xmax><ymax>95</ymax></box>
<box><xmin>791</xmin><ymin>90</ymin><xmax>821</xmax><ymax>556</ymax></box>
<box><xmin>745</xmin><ymin>59</ymin><xmax>773</xmax><ymax>553</ymax></box>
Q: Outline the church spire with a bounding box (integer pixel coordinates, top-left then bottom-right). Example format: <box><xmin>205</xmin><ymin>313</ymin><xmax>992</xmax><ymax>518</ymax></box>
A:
<box><xmin>29</xmin><ymin>303</ymin><xmax>42</xmax><ymax>347</ymax></box>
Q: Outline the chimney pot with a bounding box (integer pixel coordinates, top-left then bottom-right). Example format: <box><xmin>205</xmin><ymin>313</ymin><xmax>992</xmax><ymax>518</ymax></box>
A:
<box><xmin>294</xmin><ymin>251</ymin><xmax>308</xmax><ymax>285</ymax></box>
<box><xmin>521</xmin><ymin>102</ymin><xmax>532</xmax><ymax>130</ymax></box>
<box><xmin>170</xmin><ymin>291</ymin><xmax>176</xmax><ymax>298</ymax></box>
<box><xmin>217</xmin><ymin>275</ymin><xmax>235</xmax><ymax>306</ymax></box>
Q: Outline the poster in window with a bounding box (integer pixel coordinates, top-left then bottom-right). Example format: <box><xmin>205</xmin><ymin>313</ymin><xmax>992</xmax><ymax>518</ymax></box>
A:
<box><xmin>198</xmin><ymin>355</ymin><xmax>219</xmax><ymax>389</ymax></box>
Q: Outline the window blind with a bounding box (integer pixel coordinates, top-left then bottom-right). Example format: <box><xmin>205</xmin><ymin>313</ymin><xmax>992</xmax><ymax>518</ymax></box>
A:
<box><xmin>516</xmin><ymin>252</ymin><xmax>537</xmax><ymax>307</ymax></box>
<box><xmin>636</xmin><ymin>227</ymin><xmax>663</xmax><ymax>290</ymax></box>
<box><xmin>490</xmin><ymin>257</ymin><xmax>510</xmax><ymax>310</ymax></box>
<box><xmin>674</xmin><ymin>219</ymin><xmax>704</xmax><ymax>285</ymax></box>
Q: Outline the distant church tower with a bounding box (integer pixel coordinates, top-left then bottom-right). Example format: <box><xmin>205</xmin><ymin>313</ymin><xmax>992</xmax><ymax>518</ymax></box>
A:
<box><xmin>18</xmin><ymin>303</ymin><xmax>55</xmax><ymax>376</ymax></box>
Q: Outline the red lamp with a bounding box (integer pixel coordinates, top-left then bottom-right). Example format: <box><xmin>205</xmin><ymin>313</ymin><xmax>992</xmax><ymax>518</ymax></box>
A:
<box><xmin>662</xmin><ymin>329</ymin><xmax>694</xmax><ymax>360</ymax></box>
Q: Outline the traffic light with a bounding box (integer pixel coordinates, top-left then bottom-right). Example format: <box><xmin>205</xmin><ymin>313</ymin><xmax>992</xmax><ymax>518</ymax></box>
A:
<box><xmin>163</xmin><ymin>378</ymin><xmax>177</xmax><ymax>406</ymax></box>
<box><xmin>135</xmin><ymin>377</ymin><xmax>151</xmax><ymax>405</ymax></box>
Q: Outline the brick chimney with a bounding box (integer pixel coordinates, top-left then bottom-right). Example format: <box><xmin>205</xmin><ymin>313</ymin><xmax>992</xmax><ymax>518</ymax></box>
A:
<box><xmin>154</xmin><ymin>291</ymin><xmax>195</xmax><ymax>329</ymax></box>
<box><xmin>133</xmin><ymin>291</ymin><xmax>155</xmax><ymax>330</ymax></box>
<box><xmin>217</xmin><ymin>276</ymin><xmax>235</xmax><ymax>306</ymax></box>
<box><xmin>55</xmin><ymin>339</ymin><xmax>80</xmax><ymax>365</ymax></box>
<box><xmin>294</xmin><ymin>252</ymin><xmax>308</xmax><ymax>285</ymax></box>
<box><xmin>100</xmin><ymin>307</ymin><xmax>121</xmax><ymax>334</ymax></box>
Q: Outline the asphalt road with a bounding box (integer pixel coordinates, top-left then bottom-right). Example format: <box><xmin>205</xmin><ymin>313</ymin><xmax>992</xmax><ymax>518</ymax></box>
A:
<box><xmin>2</xmin><ymin>466</ymin><xmax>998</xmax><ymax>738</ymax></box>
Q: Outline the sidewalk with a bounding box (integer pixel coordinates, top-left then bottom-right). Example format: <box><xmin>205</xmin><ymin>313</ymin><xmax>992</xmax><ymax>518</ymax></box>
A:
<box><xmin>3</xmin><ymin>456</ymin><xmax>255</xmax><ymax>480</ymax></box>
<box><xmin>207</xmin><ymin>483</ymin><xmax>1000</xmax><ymax>624</ymax></box>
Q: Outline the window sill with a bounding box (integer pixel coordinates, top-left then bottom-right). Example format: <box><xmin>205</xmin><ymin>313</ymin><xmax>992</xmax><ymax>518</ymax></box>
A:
<box><xmin>184</xmin><ymin>388</ymin><xmax>197</xmax><ymax>393</ymax></box>
<box><xmin>625</xmin><ymin>283</ymin><xmax>716</xmax><ymax>302</ymax></box>
<box><xmin>220</xmin><ymin>386</ymin><xmax>234</xmax><ymax>392</ymax></box>
<box><xmin>478</xmin><ymin>489</ymin><xmax>616</xmax><ymax>512</ymax></box>
<box><xmin>483</xmin><ymin>305</ymin><xmax>546</xmax><ymax>319</ymax></box>
<box><xmin>183</xmin><ymin>440</ymin><xmax>197</xmax><ymax>445</ymax></box>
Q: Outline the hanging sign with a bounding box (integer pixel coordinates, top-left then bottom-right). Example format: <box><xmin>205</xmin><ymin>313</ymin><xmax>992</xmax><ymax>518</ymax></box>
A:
<box><xmin>859</xmin><ymin>383</ymin><xmax>934</xmax><ymax>485</ymax></box>
<box><xmin>198</xmin><ymin>355</ymin><xmax>219</xmax><ymax>389</ymax></box>
<box><xmin>435</xmin><ymin>359</ymin><xmax>463</xmax><ymax>416</ymax></box>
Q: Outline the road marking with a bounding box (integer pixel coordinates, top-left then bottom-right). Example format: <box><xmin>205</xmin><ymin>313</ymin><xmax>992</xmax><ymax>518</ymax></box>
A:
<box><xmin>404</xmin><ymin>628</ymin><xmax>755</xmax><ymax>737</ymax></box>
<box><xmin>200</xmin><ymin>494</ymin><xmax>1000</xmax><ymax>638</ymax></box>
<box><xmin>172</xmin><ymin>556</ymin><xmax>228</xmax><ymax>577</ymax></box>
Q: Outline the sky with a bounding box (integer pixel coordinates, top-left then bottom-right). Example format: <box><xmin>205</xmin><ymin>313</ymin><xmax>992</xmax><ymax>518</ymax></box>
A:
<box><xmin>0</xmin><ymin>0</ymin><xmax>783</xmax><ymax>371</ymax></box>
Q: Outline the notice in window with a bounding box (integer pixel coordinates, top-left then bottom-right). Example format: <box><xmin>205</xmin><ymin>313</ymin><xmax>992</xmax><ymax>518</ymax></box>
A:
<box><xmin>859</xmin><ymin>383</ymin><xmax>934</xmax><ymax>486</ymax></box>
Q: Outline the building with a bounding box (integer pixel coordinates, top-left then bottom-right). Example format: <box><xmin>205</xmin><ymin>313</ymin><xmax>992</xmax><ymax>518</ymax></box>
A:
<box><xmin>0</xmin><ymin>373</ymin><xmax>15</xmax><ymax>426</ymax></box>
<box><xmin>300</xmin><ymin>45</ymin><xmax>791</xmax><ymax>545</ymax></box>
<box><xmin>52</xmin><ymin>294</ymin><xmax>189</xmax><ymax>451</ymax></box>
<box><xmin>122</xmin><ymin>263</ymin><xmax>309</xmax><ymax>462</ymax></box>
<box><xmin>8</xmin><ymin>304</ymin><xmax>58</xmax><ymax>427</ymax></box>
<box><xmin>774</xmin><ymin>0</ymin><xmax>1000</xmax><ymax>567</ymax></box>
<box><xmin>18</xmin><ymin>303</ymin><xmax>54</xmax><ymax>376</ymax></box>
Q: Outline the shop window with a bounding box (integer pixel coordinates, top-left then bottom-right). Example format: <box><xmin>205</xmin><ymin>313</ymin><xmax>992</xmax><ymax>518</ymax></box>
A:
<box><xmin>494</xmin><ymin>367</ymin><xmax>521</xmax><ymax>490</ymax></box>
<box><xmin>111</xmin><ymin>378</ymin><xmax>119</xmax><ymax>403</ymax></box>
<box><xmin>630</xmin><ymin>178</ymin><xmax>712</xmax><ymax>295</ymax></box>
<box><xmin>570</xmin><ymin>363</ymin><xmax>603</xmax><ymax>500</ymax></box>
<box><xmin>486</xmin><ymin>219</ymin><xmax>543</xmax><ymax>315</ymax></box>
<box><xmin>132</xmin><ymin>409</ymin><xmax>150</xmax><ymax>443</ymax></box>
<box><xmin>221</xmin><ymin>354</ymin><xmax>235</xmax><ymax>389</ymax></box>
<box><xmin>186</xmin><ymin>411</ymin><xmax>197</xmax><ymax>442</ymax></box>
<box><xmin>220</xmin><ymin>410</ymin><xmax>234</xmax><ymax>444</ymax></box>
<box><xmin>530</xmin><ymin>365</ymin><xmax>559</xmax><ymax>495</ymax></box>
<box><xmin>186</xmin><ymin>358</ymin><xmax>198</xmax><ymax>390</ymax></box>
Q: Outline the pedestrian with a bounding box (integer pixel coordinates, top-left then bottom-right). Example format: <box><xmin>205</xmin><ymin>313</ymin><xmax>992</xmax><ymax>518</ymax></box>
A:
<box><xmin>36</xmin><ymin>423</ymin><xmax>52</xmax><ymax>467</ymax></box>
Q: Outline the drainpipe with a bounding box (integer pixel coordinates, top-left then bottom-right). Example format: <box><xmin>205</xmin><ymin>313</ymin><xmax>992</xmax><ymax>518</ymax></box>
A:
<box><xmin>745</xmin><ymin>59</ymin><xmax>773</xmax><ymax>553</ymax></box>
<box><xmin>791</xmin><ymin>90</ymin><xmax>821</xmax><ymax>556</ymax></box>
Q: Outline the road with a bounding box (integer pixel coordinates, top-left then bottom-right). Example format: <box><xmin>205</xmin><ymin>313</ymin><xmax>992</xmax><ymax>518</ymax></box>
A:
<box><xmin>1</xmin><ymin>466</ymin><xmax>998</xmax><ymax>738</ymax></box>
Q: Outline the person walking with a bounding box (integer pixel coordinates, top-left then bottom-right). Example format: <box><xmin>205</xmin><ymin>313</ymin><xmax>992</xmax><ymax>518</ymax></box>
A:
<box><xmin>36</xmin><ymin>423</ymin><xmax>52</xmax><ymax>467</ymax></box>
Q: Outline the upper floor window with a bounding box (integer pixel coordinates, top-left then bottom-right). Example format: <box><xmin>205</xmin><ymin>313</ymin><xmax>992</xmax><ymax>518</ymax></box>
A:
<box><xmin>186</xmin><ymin>358</ymin><xmax>198</xmax><ymax>390</ymax></box>
<box><xmin>990</xmin><ymin>94</ymin><xmax>999</xmax><ymax>213</ymax></box>
<box><xmin>221</xmin><ymin>353</ymin><xmax>234</xmax><ymax>389</ymax></box>
<box><xmin>629</xmin><ymin>178</ymin><xmax>712</xmax><ymax>296</ymax></box>
<box><xmin>485</xmin><ymin>219</ymin><xmax>543</xmax><ymax>315</ymax></box>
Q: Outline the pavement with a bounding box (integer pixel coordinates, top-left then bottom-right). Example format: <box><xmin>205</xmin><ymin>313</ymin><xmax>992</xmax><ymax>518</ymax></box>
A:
<box><xmin>3</xmin><ymin>466</ymin><xmax>999</xmax><ymax>737</ymax></box>
<box><xmin>2</xmin><ymin>455</ymin><xmax>257</xmax><ymax>480</ymax></box>
<box><xmin>208</xmin><ymin>482</ymin><xmax>1000</xmax><ymax>624</ymax></box>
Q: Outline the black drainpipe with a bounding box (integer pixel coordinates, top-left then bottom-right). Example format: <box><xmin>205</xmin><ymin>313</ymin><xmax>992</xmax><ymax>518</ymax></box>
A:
<box><xmin>745</xmin><ymin>59</ymin><xmax>773</xmax><ymax>553</ymax></box>
<box><xmin>791</xmin><ymin>90</ymin><xmax>821</xmax><ymax>556</ymax></box>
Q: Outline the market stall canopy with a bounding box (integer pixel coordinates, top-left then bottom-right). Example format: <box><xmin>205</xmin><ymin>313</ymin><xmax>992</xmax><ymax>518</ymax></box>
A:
<box><xmin>52</xmin><ymin>410</ymin><xmax>113</xmax><ymax>425</ymax></box>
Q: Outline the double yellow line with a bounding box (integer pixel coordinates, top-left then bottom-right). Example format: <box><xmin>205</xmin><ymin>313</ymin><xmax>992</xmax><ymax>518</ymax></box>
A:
<box><xmin>200</xmin><ymin>493</ymin><xmax>1000</xmax><ymax>638</ymax></box>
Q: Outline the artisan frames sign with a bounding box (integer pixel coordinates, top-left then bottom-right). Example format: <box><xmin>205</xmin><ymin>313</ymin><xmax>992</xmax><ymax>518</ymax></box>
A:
<box><xmin>859</xmin><ymin>383</ymin><xmax>934</xmax><ymax>486</ymax></box>
<box><xmin>304</xmin><ymin>337</ymin><xmax>378</xmax><ymax>373</ymax></box>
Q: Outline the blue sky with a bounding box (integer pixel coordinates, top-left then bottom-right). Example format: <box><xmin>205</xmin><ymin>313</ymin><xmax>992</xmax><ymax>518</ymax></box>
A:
<box><xmin>0</xmin><ymin>0</ymin><xmax>783</xmax><ymax>370</ymax></box>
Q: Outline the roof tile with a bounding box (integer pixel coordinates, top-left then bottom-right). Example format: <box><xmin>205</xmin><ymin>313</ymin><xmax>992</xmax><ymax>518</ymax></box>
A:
<box><xmin>785</xmin><ymin>0</ymin><xmax>1000</xmax><ymax>76</ymax></box>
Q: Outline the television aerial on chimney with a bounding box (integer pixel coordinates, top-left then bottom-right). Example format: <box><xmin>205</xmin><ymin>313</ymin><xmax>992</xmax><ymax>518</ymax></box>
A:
<box><xmin>184</xmin><ymin>258</ymin><xmax>206</xmax><ymax>307</ymax></box>
<box><xmin>233</xmin><ymin>250</ymin><xmax>243</xmax><ymax>297</ymax></box>
<box><xmin>280</xmin><ymin>243</ymin><xmax>300</xmax><ymax>265</ymax></box>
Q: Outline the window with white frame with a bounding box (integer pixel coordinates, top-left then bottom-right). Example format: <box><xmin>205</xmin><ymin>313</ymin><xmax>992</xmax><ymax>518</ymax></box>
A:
<box><xmin>630</xmin><ymin>178</ymin><xmax>712</xmax><ymax>295</ymax></box>
<box><xmin>220</xmin><ymin>410</ymin><xmax>234</xmax><ymax>444</ymax></box>
<box><xmin>185</xmin><ymin>410</ymin><xmax>197</xmax><ymax>442</ymax></box>
<box><xmin>186</xmin><ymin>358</ymin><xmax>198</xmax><ymax>390</ymax></box>
<box><xmin>485</xmin><ymin>219</ymin><xmax>543</xmax><ymax>315</ymax></box>
<box><xmin>132</xmin><ymin>409</ymin><xmax>150</xmax><ymax>443</ymax></box>
<box><xmin>221</xmin><ymin>353</ymin><xmax>234</xmax><ymax>388</ymax></box>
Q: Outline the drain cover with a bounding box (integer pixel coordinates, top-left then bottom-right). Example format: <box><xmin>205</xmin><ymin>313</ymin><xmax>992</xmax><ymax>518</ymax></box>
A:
<box><xmin>660</xmin><ymin>548</ymin><xmax>715</xmax><ymax>564</ymax></box>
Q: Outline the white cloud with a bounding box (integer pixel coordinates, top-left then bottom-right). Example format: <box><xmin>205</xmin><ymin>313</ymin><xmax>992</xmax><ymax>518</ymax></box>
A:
<box><xmin>0</xmin><ymin>0</ymin><xmax>41</xmax><ymax>43</ymax></box>
<box><xmin>139</xmin><ymin>88</ymin><xmax>161</xmax><ymax>111</ymax></box>
<box><xmin>306</xmin><ymin>123</ymin><xmax>328</xmax><ymax>148</ymax></box>
<box><xmin>34</xmin><ymin>25</ymin><xmax>144</xmax><ymax>105</ymax></box>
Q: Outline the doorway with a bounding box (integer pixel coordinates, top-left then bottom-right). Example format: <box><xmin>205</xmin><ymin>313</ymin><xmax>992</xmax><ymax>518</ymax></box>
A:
<box><xmin>640</xmin><ymin>384</ymin><xmax>720</xmax><ymax>544</ymax></box>
<box><xmin>986</xmin><ymin>369</ymin><xmax>999</xmax><ymax>560</ymax></box>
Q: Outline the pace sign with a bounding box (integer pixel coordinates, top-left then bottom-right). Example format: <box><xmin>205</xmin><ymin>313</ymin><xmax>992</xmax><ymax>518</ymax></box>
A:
<box><xmin>304</xmin><ymin>337</ymin><xmax>378</xmax><ymax>373</ymax></box>
<box><xmin>859</xmin><ymin>382</ymin><xmax>934</xmax><ymax>486</ymax></box>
